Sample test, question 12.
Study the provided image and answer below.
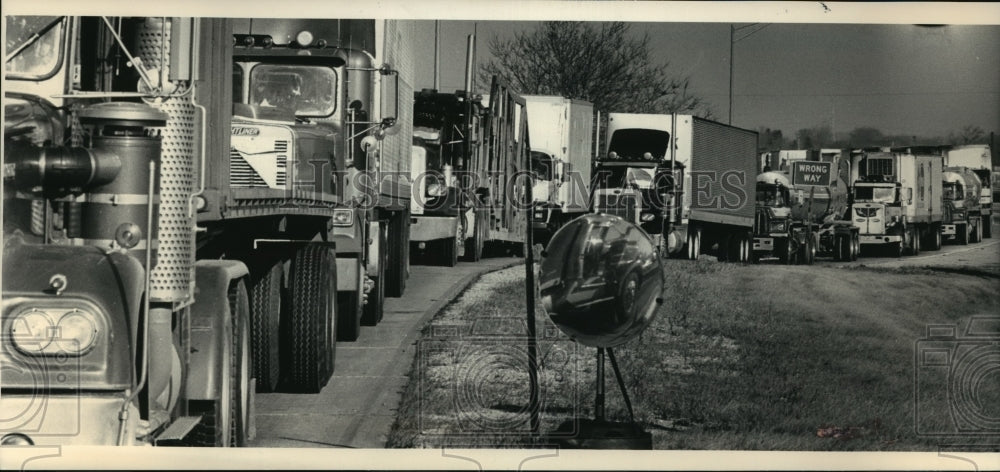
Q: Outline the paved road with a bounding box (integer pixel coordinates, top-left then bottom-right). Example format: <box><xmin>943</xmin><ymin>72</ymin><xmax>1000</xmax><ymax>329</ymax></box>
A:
<box><xmin>250</xmin><ymin>257</ymin><xmax>522</xmax><ymax>448</ymax></box>
<box><xmin>757</xmin><ymin>222</ymin><xmax>1000</xmax><ymax>272</ymax></box>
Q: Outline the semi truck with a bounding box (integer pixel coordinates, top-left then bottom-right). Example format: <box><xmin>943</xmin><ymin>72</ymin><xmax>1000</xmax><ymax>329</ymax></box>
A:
<box><xmin>592</xmin><ymin>113</ymin><xmax>757</xmax><ymax>262</ymax></box>
<box><xmin>230</xmin><ymin>18</ymin><xmax>418</xmax><ymax>345</ymax></box>
<box><xmin>1</xmin><ymin>15</ymin><xmax>414</xmax><ymax>447</ymax></box>
<box><xmin>944</xmin><ymin>144</ymin><xmax>992</xmax><ymax>238</ymax></box>
<box><xmin>522</xmin><ymin>95</ymin><xmax>593</xmax><ymax>242</ymax></box>
<box><xmin>752</xmin><ymin>151</ymin><xmax>859</xmax><ymax>264</ymax></box>
<box><xmin>849</xmin><ymin>146</ymin><xmax>944</xmax><ymax>256</ymax></box>
<box><xmin>941</xmin><ymin>167</ymin><xmax>984</xmax><ymax>244</ymax></box>
<box><xmin>409</xmin><ymin>88</ymin><xmax>485</xmax><ymax>265</ymax></box>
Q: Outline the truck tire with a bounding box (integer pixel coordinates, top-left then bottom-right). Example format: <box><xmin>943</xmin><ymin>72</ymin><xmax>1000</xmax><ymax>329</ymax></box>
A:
<box><xmin>852</xmin><ymin>233</ymin><xmax>860</xmax><ymax>261</ymax></box>
<box><xmin>972</xmin><ymin>219</ymin><xmax>982</xmax><ymax>243</ymax></box>
<box><xmin>958</xmin><ymin>223</ymin><xmax>969</xmax><ymax>245</ymax></box>
<box><xmin>835</xmin><ymin>234</ymin><xmax>849</xmax><ymax>261</ymax></box>
<box><xmin>250</xmin><ymin>261</ymin><xmax>282</xmax><ymax>393</ymax></box>
<box><xmin>284</xmin><ymin>245</ymin><xmax>336</xmax><ymax>393</ymax></box>
<box><xmin>439</xmin><ymin>235</ymin><xmax>460</xmax><ymax>266</ymax></box>
<box><xmin>362</xmin><ymin>222</ymin><xmax>387</xmax><ymax>326</ymax></box>
<box><xmin>983</xmin><ymin>216</ymin><xmax>992</xmax><ymax>239</ymax></box>
<box><xmin>686</xmin><ymin>227</ymin><xmax>701</xmax><ymax>261</ymax></box>
<box><xmin>187</xmin><ymin>280</ymin><xmax>252</xmax><ymax>446</ymax></box>
<box><xmin>463</xmin><ymin>209</ymin><xmax>484</xmax><ymax>262</ymax></box>
<box><xmin>929</xmin><ymin>224</ymin><xmax>942</xmax><ymax>251</ymax></box>
<box><xmin>385</xmin><ymin>210</ymin><xmax>408</xmax><ymax>298</ymax></box>
<box><xmin>779</xmin><ymin>240</ymin><xmax>796</xmax><ymax>265</ymax></box>
<box><xmin>337</xmin><ymin>256</ymin><xmax>364</xmax><ymax>342</ymax></box>
<box><xmin>798</xmin><ymin>236</ymin><xmax>814</xmax><ymax>265</ymax></box>
<box><xmin>912</xmin><ymin>229</ymin><xmax>921</xmax><ymax>255</ymax></box>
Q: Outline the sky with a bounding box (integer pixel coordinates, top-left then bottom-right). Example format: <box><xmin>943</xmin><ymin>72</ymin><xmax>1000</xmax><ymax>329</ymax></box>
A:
<box><xmin>411</xmin><ymin>21</ymin><xmax>1000</xmax><ymax>141</ymax></box>
<box><xmin>4</xmin><ymin>1</ymin><xmax>998</xmax><ymax>142</ymax></box>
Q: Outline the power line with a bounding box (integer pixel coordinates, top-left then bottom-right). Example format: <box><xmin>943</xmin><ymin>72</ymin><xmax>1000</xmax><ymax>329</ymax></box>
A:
<box><xmin>705</xmin><ymin>91</ymin><xmax>999</xmax><ymax>98</ymax></box>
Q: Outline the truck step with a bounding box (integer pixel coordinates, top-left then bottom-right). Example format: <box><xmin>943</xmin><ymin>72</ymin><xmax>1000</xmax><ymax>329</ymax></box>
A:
<box><xmin>154</xmin><ymin>415</ymin><xmax>203</xmax><ymax>445</ymax></box>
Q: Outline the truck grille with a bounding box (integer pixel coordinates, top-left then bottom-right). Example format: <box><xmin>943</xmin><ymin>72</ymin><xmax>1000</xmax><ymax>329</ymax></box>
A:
<box><xmin>866</xmin><ymin>158</ymin><xmax>894</xmax><ymax>177</ymax></box>
<box><xmin>754</xmin><ymin>209</ymin><xmax>769</xmax><ymax>235</ymax></box>
<box><xmin>595</xmin><ymin>192</ymin><xmax>638</xmax><ymax>223</ymax></box>
<box><xmin>229</xmin><ymin>140</ymin><xmax>288</xmax><ymax>188</ymax></box>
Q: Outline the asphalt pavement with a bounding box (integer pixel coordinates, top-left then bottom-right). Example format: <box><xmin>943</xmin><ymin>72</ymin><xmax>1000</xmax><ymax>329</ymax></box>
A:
<box><xmin>250</xmin><ymin>257</ymin><xmax>522</xmax><ymax>448</ymax></box>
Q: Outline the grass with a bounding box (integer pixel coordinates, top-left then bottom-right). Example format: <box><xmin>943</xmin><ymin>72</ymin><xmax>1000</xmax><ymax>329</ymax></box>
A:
<box><xmin>386</xmin><ymin>258</ymin><xmax>1000</xmax><ymax>450</ymax></box>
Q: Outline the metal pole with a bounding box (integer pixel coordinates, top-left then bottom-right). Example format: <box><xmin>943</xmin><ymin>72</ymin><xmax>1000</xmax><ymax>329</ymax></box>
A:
<box><xmin>595</xmin><ymin>347</ymin><xmax>606</xmax><ymax>421</ymax></box>
<box><xmin>729</xmin><ymin>24</ymin><xmax>734</xmax><ymax>125</ymax></box>
<box><xmin>525</xmin><ymin>120</ymin><xmax>540</xmax><ymax>435</ymax></box>
<box><xmin>434</xmin><ymin>21</ymin><xmax>440</xmax><ymax>91</ymax></box>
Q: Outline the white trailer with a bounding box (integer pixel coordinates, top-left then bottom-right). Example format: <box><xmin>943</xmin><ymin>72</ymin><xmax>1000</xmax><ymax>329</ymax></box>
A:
<box><xmin>850</xmin><ymin>147</ymin><xmax>944</xmax><ymax>256</ymax></box>
<box><xmin>594</xmin><ymin>113</ymin><xmax>758</xmax><ymax>262</ymax></box>
<box><xmin>523</xmin><ymin>96</ymin><xmax>594</xmax><ymax>240</ymax></box>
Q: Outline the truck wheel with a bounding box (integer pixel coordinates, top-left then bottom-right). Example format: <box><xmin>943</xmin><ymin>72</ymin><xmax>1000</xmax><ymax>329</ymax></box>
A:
<box><xmin>835</xmin><ymin>235</ymin><xmax>847</xmax><ymax>261</ymax></box>
<box><xmin>958</xmin><ymin>223</ymin><xmax>969</xmax><ymax>245</ymax></box>
<box><xmin>337</xmin><ymin>257</ymin><xmax>364</xmax><ymax>342</ymax></box>
<box><xmin>808</xmin><ymin>236</ymin><xmax>817</xmax><ymax>264</ymax></box>
<box><xmin>250</xmin><ymin>261</ymin><xmax>282</xmax><ymax>393</ymax></box>
<box><xmin>362</xmin><ymin>223</ymin><xmax>387</xmax><ymax>326</ymax></box>
<box><xmin>798</xmin><ymin>237</ymin><xmax>814</xmax><ymax>265</ymax></box>
<box><xmin>930</xmin><ymin>225</ymin><xmax>942</xmax><ymax>251</ymax></box>
<box><xmin>686</xmin><ymin>227</ymin><xmax>701</xmax><ymax>260</ymax></box>
<box><xmin>284</xmin><ymin>245</ymin><xmax>336</xmax><ymax>393</ymax></box>
<box><xmin>973</xmin><ymin>220</ymin><xmax>982</xmax><ymax>243</ymax></box>
<box><xmin>463</xmin><ymin>209</ymin><xmax>484</xmax><ymax>262</ymax></box>
<box><xmin>385</xmin><ymin>210</ymin><xmax>408</xmax><ymax>297</ymax></box>
<box><xmin>983</xmin><ymin>216</ymin><xmax>992</xmax><ymax>239</ymax></box>
<box><xmin>912</xmin><ymin>229</ymin><xmax>921</xmax><ymax>255</ymax></box>
<box><xmin>187</xmin><ymin>280</ymin><xmax>252</xmax><ymax>446</ymax></box>
<box><xmin>779</xmin><ymin>240</ymin><xmax>796</xmax><ymax>265</ymax></box>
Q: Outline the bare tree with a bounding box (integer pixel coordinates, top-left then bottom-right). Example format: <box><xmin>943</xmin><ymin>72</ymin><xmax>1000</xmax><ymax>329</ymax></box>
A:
<box><xmin>950</xmin><ymin>125</ymin><xmax>986</xmax><ymax>144</ymax></box>
<box><xmin>479</xmin><ymin>22</ymin><xmax>713</xmax><ymax>118</ymax></box>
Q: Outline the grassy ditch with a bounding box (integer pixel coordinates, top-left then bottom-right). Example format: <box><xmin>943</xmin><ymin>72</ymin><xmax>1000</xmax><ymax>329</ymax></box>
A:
<box><xmin>386</xmin><ymin>259</ymin><xmax>999</xmax><ymax>450</ymax></box>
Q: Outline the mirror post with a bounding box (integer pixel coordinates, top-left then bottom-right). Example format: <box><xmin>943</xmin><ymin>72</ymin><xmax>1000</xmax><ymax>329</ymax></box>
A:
<box><xmin>525</xmin><ymin>149</ymin><xmax>541</xmax><ymax>435</ymax></box>
<box><xmin>595</xmin><ymin>347</ymin><xmax>606</xmax><ymax>421</ymax></box>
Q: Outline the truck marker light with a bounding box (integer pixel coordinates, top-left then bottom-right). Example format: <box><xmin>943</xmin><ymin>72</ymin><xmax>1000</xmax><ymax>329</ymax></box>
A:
<box><xmin>296</xmin><ymin>31</ymin><xmax>314</xmax><ymax>47</ymax></box>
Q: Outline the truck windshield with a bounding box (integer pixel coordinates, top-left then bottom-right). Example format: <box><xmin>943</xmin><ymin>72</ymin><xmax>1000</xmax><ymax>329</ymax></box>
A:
<box><xmin>943</xmin><ymin>182</ymin><xmax>962</xmax><ymax>201</ymax></box>
<box><xmin>5</xmin><ymin>16</ymin><xmax>65</xmax><ymax>79</ymax></box>
<box><xmin>756</xmin><ymin>185</ymin><xmax>788</xmax><ymax>207</ymax></box>
<box><xmin>531</xmin><ymin>151</ymin><xmax>554</xmax><ymax>181</ymax></box>
<box><xmin>249</xmin><ymin>65</ymin><xmax>337</xmax><ymax>117</ymax></box>
<box><xmin>594</xmin><ymin>166</ymin><xmax>656</xmax><ymax>190</ymax></box>
<box><xmin>854</xmin><ymin>186</ymin><xmax>896</xmax><ymax>203</ymax></box>
<box><xmin>607</xmin><ymin>129</ymin><xmax>670</xmax><ymax>161</ymax></box>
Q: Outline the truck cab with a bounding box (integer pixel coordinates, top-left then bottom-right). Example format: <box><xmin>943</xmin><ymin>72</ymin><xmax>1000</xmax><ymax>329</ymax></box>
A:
<box><xmin>752</xmin><ymin>172</ymin><xmax>796</xmax><ymax>262</ymax></box>
<box><xmin>941</xmin><ymin>167</ymin><xmax>983</xmax><ymax>244</ymax></box>
<box><xmin>852</xmin><ymin>177</ymin><xmax>904</xmax><ymax>248</ymax></box>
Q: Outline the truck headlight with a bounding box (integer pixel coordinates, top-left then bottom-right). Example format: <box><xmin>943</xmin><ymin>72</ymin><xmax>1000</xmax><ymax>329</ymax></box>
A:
<box><xmin>640</xmin><ymin>213</ymin><xmax>655</xmax><ymax>222</ymax></box>
<box><xmin>426</xmin><ymin>182</ymin><xmax>447</xmax><ymax>197</ymax></box>
<box><xmin>10</xmin><ymin>308</ymin><xmax>99</xmax><ymax>355</ymax></box>
<box><xmin>332</xmin><ymin>209</ymin><xmax>353</xmax><ymax>226</ymax></box>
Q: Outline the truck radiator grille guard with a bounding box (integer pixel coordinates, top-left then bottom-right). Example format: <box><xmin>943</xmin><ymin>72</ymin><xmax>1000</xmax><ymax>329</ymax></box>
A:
<box><xmin>229</xmin><ymin>140</ymin><xmax>289</xmax><ymax>189</ymax></box>
<box><xmin>139</xmin><ymin>18</ymin><xmax>195</xmax><ymax>304</ymax></box>
<box><xmin>595</xmin><ymin>192</ymin><xmax>638</xmax><ymax>224</ymax></box>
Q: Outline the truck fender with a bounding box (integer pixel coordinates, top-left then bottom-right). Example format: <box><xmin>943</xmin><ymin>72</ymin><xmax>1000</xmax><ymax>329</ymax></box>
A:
<box><xmin>185</xmin><ymin>260</ymin><xmax>250</xmax><ymax>401</ymax></box>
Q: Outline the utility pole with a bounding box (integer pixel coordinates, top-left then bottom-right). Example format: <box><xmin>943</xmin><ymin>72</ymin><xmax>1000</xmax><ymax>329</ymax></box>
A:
<box><xmin>433</xmin><ymin>20</ymin><xmax>440</xmax><ymax>91</ymax></box>
<box><xmin>729</xmin><ymin>23</ymin><xmax>770</xmax><ymax>126</ymax></box>
<box><xmin>729</xmin><ymin>25</ymin><xmax>734</xmax><ymax>125</ymax></box>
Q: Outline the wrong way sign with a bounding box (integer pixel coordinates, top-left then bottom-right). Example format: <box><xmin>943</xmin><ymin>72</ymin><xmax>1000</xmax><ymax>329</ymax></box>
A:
<box><xmin>791</xmin><ymin>161</ymin><xmax>832</xmax><ymax>186</ymax></box>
